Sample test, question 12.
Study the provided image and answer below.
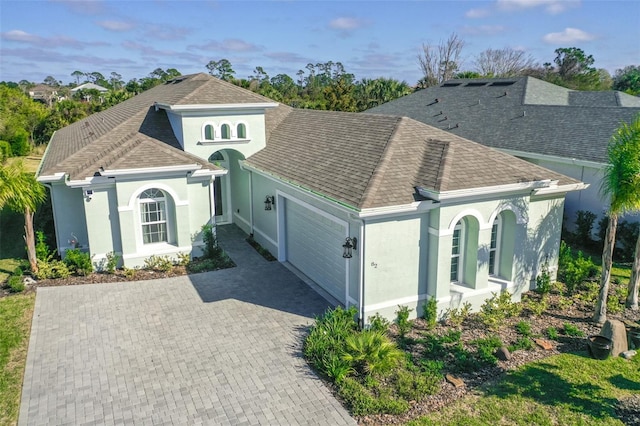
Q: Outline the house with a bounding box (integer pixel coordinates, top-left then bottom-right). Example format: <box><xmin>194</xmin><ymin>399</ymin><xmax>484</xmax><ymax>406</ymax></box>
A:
<box><xmin>367</xmin><ymin>77</ymin><xmax>640</xmax><ymax>227</ymax></box>
<box><xmin>37</xmin><ymin>73</ymin><xmax>586</xmax><ymax>322</ymax></box>
<box><xmin>28</xmin><ymin>84</ymin><xmax>58</xmax><ymax>106</ymax></box>
<box><xmin>70</xmin><ymin>82</ymin><xmax>110</xmax><ymax>94</ymax></box>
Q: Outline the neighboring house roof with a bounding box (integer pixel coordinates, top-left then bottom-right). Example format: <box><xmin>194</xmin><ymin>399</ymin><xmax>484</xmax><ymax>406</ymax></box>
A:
<box><xmin>29</xmin><ymin>84</ymin><xmax>57</xmax><ymax>97</ymax></box>
<box><xmin>40</xmin><ymin>73</ymin><xmax>580</xmax><ymax>210</ymax></box>
<box><xmin>367</xmin><ymin>76</ymin><xmax>640</xmax><ymax>165</ymax></box>
<box><xmin>70</xmin><ymin>82</ymin><xmax>109</xmax><ymax>93</ymax></box>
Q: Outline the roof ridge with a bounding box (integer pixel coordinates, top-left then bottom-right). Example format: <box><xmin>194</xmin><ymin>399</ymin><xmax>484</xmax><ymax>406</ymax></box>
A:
<box><xmin>67</xmin><ymin>132</ymin><xmax>142</xmax><ymax>178</ymax></box>
<box><xmin>358</xmin><ymin>116</ymin><xmax>404</xmax><ymax>207</ymax></box>
<box><xmin>431</xmin><ymin>139</ymin><xmax>452</xmax><ymax>192</ymax></box>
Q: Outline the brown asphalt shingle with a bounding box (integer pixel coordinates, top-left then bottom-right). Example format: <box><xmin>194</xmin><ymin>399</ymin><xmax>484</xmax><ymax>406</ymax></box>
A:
<box><xmin>41</xmin><ymin>73</ymin><xmax>580</xmax><ymax>210</ymax></box>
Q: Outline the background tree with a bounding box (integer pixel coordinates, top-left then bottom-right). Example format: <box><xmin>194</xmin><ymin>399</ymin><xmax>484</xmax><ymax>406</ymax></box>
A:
<box><xmin>206</xmin><ymin>59</ymin><xmax>236</xmax><ymax>81</ymax></box>
<box><xmin>43</xmin><ymin>76</ymin><xmax>60</xmax><ymax>87</ymax></box>
<box><xmin>0</xmin><ymin>160</ymin><xmax>46</xmax><ymax>273</ymax></box>
<box><xmin>71</xmin><ymin>70</ymin><xmax>84</xmax><ymax>86</ymax></box>
<box><xmin>474</xmin><ymin>47</ymin><xmax>537</xmax><ymax>77</ymax></box>
<box><xmin>595</xmin><ymin>116</ymin><xmax>640</xmax><ymax>323</ymax></box>
<box><xmin>613</xmin><ymin>65</ymin><xmax>640</xmax><ymax>96</ymax></box>
<box><xmin>109</xmin><ymin>72</ymin><xmax>124</xmax><ymax>90</ymax></box>
<box><xmin>417</xmin><ymin>33</ymin><xmax>465</xmax><ymax>88</ymax></box>
<box><xmin>542</xmin><ymin>47</ymin><xmax>608</xmax><ymax>90</ymax></box>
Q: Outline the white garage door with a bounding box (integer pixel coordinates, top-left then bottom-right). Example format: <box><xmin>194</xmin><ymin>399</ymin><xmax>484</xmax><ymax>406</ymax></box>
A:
<box><xmin>285</xmin><ymin>199</ymin><xmax>346</xmax><ymax>303</ymax></box>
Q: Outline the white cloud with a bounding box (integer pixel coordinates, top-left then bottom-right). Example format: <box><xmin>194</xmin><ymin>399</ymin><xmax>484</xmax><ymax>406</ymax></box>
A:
<box><xmin>329</xmin><ymin>17</ymin><xmax>365</xmax><ymax>31</ymax></box>
<box><xmin>264</xmin><ymin>51</ymin><xmax>310</xmax><ymax>64</ymax></box>
<box><xmin>543</xmin><ymin>27</ymin><xmax>596</xmax><ymax>43</ymax></box>
<box><xmin>466</xmin><ymin>8</ymin><xmax>491</xmax><ymax>18</ymax></box>
<box><xmin>97</xmin><ymin>20</ymin><xmax>135</xmax><ymax>32</ymax></box>
<box><xmin>189</xmin><ymin>38</ymin><xmax>263</xmax><ymax>53</ymax></box>
<box><xmin>1</xmin><ymin>30</ymin><xmax>107</xmax><ymax>49</ymax></box>
<box><xmin>497</xmin><ymin>0</ymin><xmax>580</xmax><ymax>14</ymax></box>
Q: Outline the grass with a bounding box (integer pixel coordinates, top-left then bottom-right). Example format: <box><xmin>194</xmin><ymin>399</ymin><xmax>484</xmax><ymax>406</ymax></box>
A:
<box><xmin>408</xmin><ymin>351</ymin><xmax>640</xmax><ymax>425</ymax></box>
<box><xmin>5</xmin><ymin>154</ymin><xmax>42</xmax><ymax>175</ymax></box>
<box><xmin>0</xmin><ymin>293</ymin><xmax>35</xmax><ymax>426</ymax></box>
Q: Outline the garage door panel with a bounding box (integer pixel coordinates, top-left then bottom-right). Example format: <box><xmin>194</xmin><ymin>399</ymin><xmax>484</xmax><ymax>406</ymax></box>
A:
<box><xmin>285</xmin><ymin>200</ymin><xmax>346</xmax><ymax>302</ymax></box>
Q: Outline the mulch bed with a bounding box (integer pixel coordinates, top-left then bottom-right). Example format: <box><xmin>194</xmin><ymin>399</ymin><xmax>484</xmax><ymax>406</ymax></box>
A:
<box><xmin>357</xmin><ymin>291</ymin><xmax>640</xmax><ymax>425</ymax></box>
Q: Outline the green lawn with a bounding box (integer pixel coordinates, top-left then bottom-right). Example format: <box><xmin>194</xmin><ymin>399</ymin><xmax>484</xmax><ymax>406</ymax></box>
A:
<box><xmin>409</xmin><ymin>352</ymin><xmax>640</xmax><ymax>425</ymax></box>
<box><xmin>0</xmin><ymin>293</ymin><xmax>35</xmax><ymax>426</ymax></box>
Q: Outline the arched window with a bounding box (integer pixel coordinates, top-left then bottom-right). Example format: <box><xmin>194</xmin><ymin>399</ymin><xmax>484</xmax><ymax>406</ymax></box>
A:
<box><xmin>204</xmin><ymin>124</ymin><xmax>215</xmax><ymax>140</ymax></box>
<box><xmin>489</xmin><ymin>216</ymin><xmax>502</xmax><ymax>276</ymax></box>
<box><xmin>237</xmin><ymin>123</ymin><xmax>246</xmax><ymax>139</ymax></box>
<box><xmin>221</xmin><ymin>124</ymin><xmax>230</xmax><ymax>139</ymax></box>
<box><xmin>209</xmin><ymin>151</ymin><xmax>225</xmax><ymax>162</ymax></box>
<box><xmin>139</xmin><ymin>188</ymin><xmax>167</xmax><ymax>244</ymax></box>
<box><xmin>451</xmin><ymin>221</ymin><xmax>464</xmax><ymax>282</ymax></box>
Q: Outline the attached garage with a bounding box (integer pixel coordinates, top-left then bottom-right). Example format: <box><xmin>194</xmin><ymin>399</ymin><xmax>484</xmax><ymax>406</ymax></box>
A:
<box><xmin>283</xmin><ymin>197</ymin><xmax>347</xmax><ymax>303</ymax></box>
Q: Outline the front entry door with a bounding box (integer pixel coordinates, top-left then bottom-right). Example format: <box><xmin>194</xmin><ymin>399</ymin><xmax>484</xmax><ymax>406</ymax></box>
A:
<box><xmin>210</xmin><ymin>151</ymin><xmax>231</xmax><ymax>224</ymax></box>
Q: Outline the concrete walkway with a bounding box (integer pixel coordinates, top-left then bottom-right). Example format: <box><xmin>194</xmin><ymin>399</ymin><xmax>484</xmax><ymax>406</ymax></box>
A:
<box><xmin>19</xmin><ymin>225</ymin><xmax>355</xmax><ymax>425</ymax></box>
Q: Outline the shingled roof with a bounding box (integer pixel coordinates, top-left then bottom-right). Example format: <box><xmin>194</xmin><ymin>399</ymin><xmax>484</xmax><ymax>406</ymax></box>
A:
<box><xmin>246</xmin><ymin>109</ymin><xmax>578</xmax><ymax>209</ymax></box>
<box><xmin>40</xmin><ymin>73</ymin><xmax>580</xmax><ymax>211</ymax></box>
<box><xmin>367</xmin><ymin>76</ymin><xmax>640</xmax><ymax>164</ymax></box>
<box><xmin>39</xmin><ymin>73</ymin><xmax>274</xmax><ymax>179</ymax></box>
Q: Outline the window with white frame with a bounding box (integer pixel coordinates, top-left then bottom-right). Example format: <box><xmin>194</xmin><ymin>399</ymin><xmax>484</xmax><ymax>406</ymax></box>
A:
<box><xmin>451</xmin><ymin>221</ymin><xmax>463</xmax><ymax>282</ymax></box>
<box><xmin>139</xmin><ymin>188</ymin><xmax>167</xmax><ymax>244</ymax></box>
<box><xmin>204</xmin><ymin>124</ymin><xmax>214</xmax><ymax>140</ymax></box>
<box><xmin>220</xmin><ymin>123</ymin><xmax>231</xmax><ymax>139</ymax></box>
<box><xmin>237</xmin><ymin>123</ymin><xmax>246</xmax><ymax>139</ymax></box>
<box><xmin>488</xmin><ymin>216</ymin><xmax>501</xmax><ymax>276</ymax></box>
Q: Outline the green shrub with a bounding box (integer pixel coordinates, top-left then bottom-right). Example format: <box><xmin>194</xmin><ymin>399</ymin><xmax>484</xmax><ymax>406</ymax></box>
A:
<box><xmin>509</xmin><ymin>337</ymin><xmax>535</xmax><ymax>352</ymax></box>
<box><xmin>471</xmin><ymin>335</ymin><xmax>502</xmax><ymax>365</ymax></box>
<box><xmin>422</xmin><ymin>297</ymin><xmax>438</xmax><ymax>329</ymax></box>
<box><xmin>395</xmin><ymin>305</ymin><xmax>413</xmax><ymax>338</ymax></box>
<box><xmin>176</xmin><ymin>252</ymin><xmax>190</xmax><ymax>267</ymax></box>
<box><xmin>523</xmin><ymin>294</ymin><xmax>548</xmax><ymax>317</ymax></box>
<box><xmin>123</xmin><ymin>267</ymin><xmax>137</xmax><ymax>279</ymax></box>
<box><xmin>607</xmin><ymin>292</ymin><xmax>624</xmax><ymax>314</ymax></box>
<box><xmin>546</xmin><ymin>327</ymin><xmax>559</xmax><ymax>340</ymax></box>
<box><xmin>9</xmin><ymin>128</ymin><xmax>30</xmax><ymax>156</ymax></box>
<box><xmin>574</xmin><ymin>210</ymin><xmax>597</xmax><ymax>245</ymax></box>
<box><xmin>201</xmin><ymin>224</ymin><xmax>221</xmax><ymax>259</ymax></box>
<box><xmin>0</xmin><ymin>140</ymin><xmax>11</xmax><ymax>162</ymax></box>
<box><xmin>343</xmin><ymin>330</ymin><xmax>404</xmax><ymax>376</ymax></box>
<box><xmin>34</xmin><ymin>259</ymin><xmax>71</xmax><ymax>279</ymax></box>
<box><xmin>143</xmin><ymin>255</ymin><xmax>174</xmax><ymax>272</ymax></box>
<box><xmin>562</xmin><ymin>323</ymin><xmax>585</xmax><ymax>337</ymax></box>
<box><xmin>515</xmin><ymin>320</ymin><xmax>532</xmax><ymax>337</ymax></box>
<box><xmin>479</xmin><ymin>291</ymin><xmax>521</xmax><ymax>330</ymax></box>
<box><xmin>446</xmin><ymin>302</ymin><xmax>472</xmax><ymax>328</ymax></box>
<box><xmin>64</xmin><ymin>249</ymin><xmax>93</xmax><ymax>275</ymax></box>
<box><xmin>12</xmin><ymin>266</ymin><xmax>23</xmax><ymax>277</ymax></box>
<box><xmin>419</xmin><ymin>359</ymin><xmax>444</xmax><ymax>377</ymax></box>
<box><xmin>7</xmin><ymin>275</ymin><xmax>24</xmax><ymax>293</ymax></box>
<box><xmin>393</xmin><ymin>368</ymin><xmax>439</xmax><ymax>401</ymax></box>
<box><xmin>557</xmin><ymin>242</ymin><xmax>598</xmax><ymax>294</ymax></box>
<box><xmin>105</xmin><ymin>251</ymin><xmax>120</xmax><ymax>273</ymax></box>
<box><xmin>338</xmin><ymin>377</ymin><xmax>409</xmax><ymax>416</ymax></box>
<box><xmin>35</xmin><ymin>230</ymin><xmax>54</xmax><ymax>262</ymax></box>
<box><xmin>368</xmin><ymin>313</ymin><xmax>390</xmax><ymax>333</ymax></box>
<box><xmin>322</xmin><ymin>355</ymin><xmax>353</xmax><ymax>384</ymax></box>
<box><xmin>186</xmin><ymin>254</ymin><xmax>234</xmax><ymax>273</ymax></box>
<box><xmin>555</xmin><ymin>295</ymin><xmax>574</xmax><ymax>311</ymax></box>
<box><xmin>535</xmin><ymin>261</ymin><xmax>553</xmax><ymax>295</ymax></box>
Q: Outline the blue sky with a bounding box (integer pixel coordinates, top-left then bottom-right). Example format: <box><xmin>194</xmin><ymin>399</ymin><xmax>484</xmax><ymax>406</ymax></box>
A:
<box><xmin>0</xmin><ymin>0</ymin><xmax>638</xmax><ymax>86</ymax></box>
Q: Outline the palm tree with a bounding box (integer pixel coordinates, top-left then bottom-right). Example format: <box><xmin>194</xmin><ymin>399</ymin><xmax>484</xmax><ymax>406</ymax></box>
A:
<box><xmin>0</xmin><ymin>160</ymin><xmax>46</xmax><ymax>273</ymax></box>
<box><xmin>623</xmin><ymin>115</ymin><xmax>640</xmax><ymax>310</ymax></box>
<box><xmin>595</xmin><ymin>115</ymin><xmax>640</xmax><ymax>323</ymax></box>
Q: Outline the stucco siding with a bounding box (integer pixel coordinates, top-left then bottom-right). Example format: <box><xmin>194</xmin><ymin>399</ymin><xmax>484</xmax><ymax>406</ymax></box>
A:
<box><xmin>84</xmin><ymin>185</ymin><xmax>120</xmax><ymax>267</ymax></box>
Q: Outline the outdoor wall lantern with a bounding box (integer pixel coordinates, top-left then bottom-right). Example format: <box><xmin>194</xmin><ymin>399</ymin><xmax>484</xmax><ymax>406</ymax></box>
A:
<box><xmin>264</xmin><ymin>195</ymin><xmax>275</xmax><ymax>211</ymax></box>
<box><xmin>342</xmin><ymin>237</ymin><xmax>357</xmax><ymax>258</ymax></box>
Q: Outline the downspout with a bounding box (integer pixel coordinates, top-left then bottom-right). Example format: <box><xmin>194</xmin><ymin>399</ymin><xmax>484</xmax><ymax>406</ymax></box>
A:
<box><xmin>351</xmin><ymin>215</ymin><xmax>366</xmax><ymax>328</ymax></box>
<box><xmin>42</xmin><ymin>182</ymin><xmax>62</xmax><ymax>256</ymax></box>
<box><xmin>209</xmin><ymin>176</ymin><xmax>216</xmax><ymax>237</ymax></box>
<box><xmin>248</xmin><ymin>170</ymin><xmax>255</xmax><ymax>235</ymax></box>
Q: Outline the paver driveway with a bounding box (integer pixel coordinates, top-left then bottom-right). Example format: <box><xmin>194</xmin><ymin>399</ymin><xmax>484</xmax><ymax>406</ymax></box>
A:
<box><xmin>19</xmin><ymin>226</ymin><xmax>355</xmax><ymax>425</ymax></box>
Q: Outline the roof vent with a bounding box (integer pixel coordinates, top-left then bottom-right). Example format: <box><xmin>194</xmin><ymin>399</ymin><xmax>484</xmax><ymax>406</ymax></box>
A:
<box><xmin>490</xmin><ymin>81</ymin><xmax>516</xmax><ymax>87</ymax></box>
<box><xmin>442</xmin><ymin>82</ymin><xmax>462</xmax><ymax>87</ymax></box>
<box><xmin>465</xmin><ymin>82</ymin><xmax>488</xmax><ymax>87</ymax></box>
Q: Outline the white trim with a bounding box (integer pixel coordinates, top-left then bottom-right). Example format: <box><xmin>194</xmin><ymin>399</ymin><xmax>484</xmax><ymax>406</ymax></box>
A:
<box><xmin>498</xmin><ymin>148</ymin><xmax>606</xmax><ymax>169</ymax></box>
<box><xmin>253</xmin><ymin>226</ymin><xmax>277</xmax><ymax>249</ymax></box>
<box><xmin>532</xmin><ymin>182</ymin><xmax>589</xmax><ymax>196</ymax></box>
<box><xmin>419</xmin><ymin>180</ymin><xmax>554</xmax><ymax>202</ymax></box>
<box><xmin>488</xmin><ymin>216</ymin><xmax>501</xmax><ymax>277</ymax></box>
<box><xmin>278</xmin><ymin>190</ymin><xmax>349</xmax><ymax>228</ymax></box>
<box><xmin>364</xmin><ymin>293</ymin><xmax>430</xmax><ymax>313</ymax></box>
<box><xmin>447</xmin><ymin>209</ymin><xmax>484</xmax><ymax>232</ymax></box>
<box><xmin>357</xmin><ymin>200</ymin><xmax>436</xmax><ymax>219</ymax></box>
<box><xmin>155</xmin><ymin>102</ymin><xmax>279</xmax><ymax>112</ymax></box>
<box><xmin>122</xmin><ymin>244</ymin><xmax>194</xmax><ymax>260</ymax></box>
<box><xmin>102</xmin><ymin>164</ymin><xmax>202</xmax><ymax>176</ymax></box>
<box><xmin>233</xmin><ymin>211</ymin><xmax>251</xmax><ymax>230</ymax></box>
<box><xmin>36</xmin><ymin>173</ymin><xmax>65</xmax><ymax>183</ymax></box>
<box><xmin>488</xmin><ymin>203</ymin><xmax>527</xmax><ymax>225</ymax></box>
<box><xmin>124</xmin><ymin>183</ymin><xmax>186</xmax><ymax>210</ymax></box>
<box><xmin>450</xmin><ymin>221</ymin><xmax>464</xmax><ymax>283</ymax></box>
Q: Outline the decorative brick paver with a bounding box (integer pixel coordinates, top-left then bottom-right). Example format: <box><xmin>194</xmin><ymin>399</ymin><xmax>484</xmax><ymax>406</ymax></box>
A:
<box><xmin>19</xmin><ymin>226</ymin><xmax>355</xmax><ymax>425</ymax></box>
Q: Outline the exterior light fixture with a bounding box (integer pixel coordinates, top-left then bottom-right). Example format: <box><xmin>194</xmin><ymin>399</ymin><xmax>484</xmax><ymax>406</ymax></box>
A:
<box><xmin>342</xmin><ymin>237</ymin><xmax>357</xmax><ymax>259</ymax></box>
<box><xmin>264</xmin><ymin>195</ymin><xmax>275</xmax><ymax>211</ymax></box>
